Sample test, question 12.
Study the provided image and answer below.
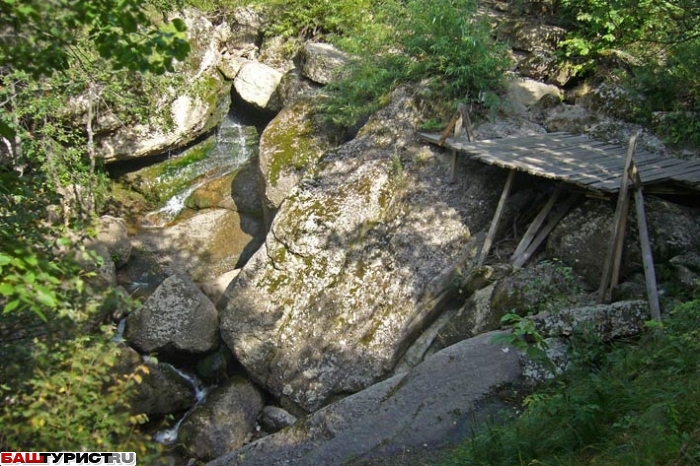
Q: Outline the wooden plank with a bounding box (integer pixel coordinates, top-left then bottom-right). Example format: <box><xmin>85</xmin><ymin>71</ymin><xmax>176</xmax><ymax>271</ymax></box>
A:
<box><xmin>598</xmin><ymin>133</ymin><xmax>639</xmax><ymax>303</ymax></box>
<box><xmin>638</xmin><ymin>162</ymin><xmax>700</xmax><ymax>184</ymax></box>
<box><xmin>478</xmin><ymin>169</ymin><xmax>516</xmax><ymax>266</ymax></box>
<box><xmin>629</xmin><ymin>162</ymin><xmax>662</xmax><ymax>322</ymax></box>
<box><xmin>589</xmin><ymin>157</ymin><xmax>685</xmax><ymax>190</ymax></box>
<box><xmin>513</xmin><ymin>194</ymin><xmax>580</xmax><ymax>268</ymax></box>
<box><xmin>512</xmin><ymin>184</ymin><xmax>563</xmax><ymax>261</ymax></box>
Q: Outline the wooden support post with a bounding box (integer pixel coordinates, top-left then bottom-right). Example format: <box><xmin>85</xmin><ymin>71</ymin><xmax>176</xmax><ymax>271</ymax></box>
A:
<box><xmin>598</xmin><ymin>133</ymin><xmax>639</xmax><ymax>303</ymax></box>
<box><xmin>450</xmin><ymin>115</ymin><xmax>463</xmax><ymax>183</ymax></box>
<box><xmin>629</xmin><ymin>162</ymin><xmax>662</xmax><ymax>322</ymax></box>
<box><xmin>511</xmin><ymin>184</ymin><xmax>562</xmax><ymax>262</ymax></box>
<box><xmin>478</xmin><ymin>169</ymin><xmax>516</xmax><ymax>266</ymax></box>
<box><xmin>513</xmin><ymin>193</ymin><xmax>580</xmax><ymax>269</ymax></box>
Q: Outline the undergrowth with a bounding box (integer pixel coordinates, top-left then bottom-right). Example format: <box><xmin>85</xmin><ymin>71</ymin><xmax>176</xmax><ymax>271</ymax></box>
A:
<box><xmin>440</xmin><ymin>298</ymin><xmax>700</xmax><ymax>466</ymax></box>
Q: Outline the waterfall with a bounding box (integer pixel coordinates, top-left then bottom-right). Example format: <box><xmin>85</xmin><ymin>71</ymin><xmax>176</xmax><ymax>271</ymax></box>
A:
<box><xmin>144</xmin><ymin>115</ymin><xmax>259</xmax><ymax>227</ymax></box>
<box><xmin>151</xmin><ymin>362</ymin><xmax>214</xmax><ymax>445</ymax></box>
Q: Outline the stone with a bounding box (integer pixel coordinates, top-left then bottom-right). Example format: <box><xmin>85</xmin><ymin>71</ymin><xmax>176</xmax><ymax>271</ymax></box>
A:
<box><xmin>300</xmin><ymin>42</ymin><xmax>349</xmax><ymax>85</ymax></box>
<box><xmin>133</xmin><ymin>208</ymin><xmax>266</xmax><ymax>283</ymax></box>
<box><xmin>185</xmin><ymin>156</ymin><xmax>264</xmax><ymax>218</ymax></box>
<box><xmin>543</xmin><ymin>103</ymin><xmax>600</xmax><ymax>133</ymax></box>
<box><xmin>97</xmin><ymin>9</ymin><xmax>232</xmax><ymax>162</ymax></box>
<box><xmin>257</xmin><ymin>97</ymin><xmax>337</xmax><ymax>226</ymax></box>
<box><xmin>498</xmin><ymin>20</ymin><xmax>567</xmax><ymax>54</ymax></box>
<box><xmin>200</xmin><ymin>269</ymin><xmax>241</xmax><ymax>306</ymax></box>
<box><xmin>227</xmin><ymin>7</ymin><xmax>263</xmax><ymax>51</ymax></box>
<box><xmin>259</xmin><ymin>406</ymin><xmax>298</xmax><ymax>433</ymax></box>
<box><xmin>234</xmin><ymin>61</ymin><xmax>283</xmax><ymax>112</ymax></box>
<box><xmin>79</xmin><ymin>243</ymin><xmax>117</xmax><ymax>288</ymax></box>
<box><xmin>179</xmin><ymin>377</ymin><xmax>264</xmax><ymax>461</ymax></box>
<box><xmin>547</xmin><ymin>197</ymin><xmax>700</xmax><ymax>290</ymax></box>
<box><xmin>86</xmin><ymin>215</ymin><xmax>132</xmax><ymax>268</ymax></box>
<box><xmin>530</xmin><ymin>300</ymin><xmax>650</xmax><ymax>342</ymax></box>
<box><xmin>124</xmin><ymin>274</ymin><xmax>219</xmax><ymax>355</ymax></box>
<box><xmin>219</xmin><ymin>85</ymin><xmax>506</xmax><ymax>413</ymax></box>
<box><xmin>505</xmin><ymin>76</ymin><xmax>563</xmax><ymax>112</ymax></box>
<box><xmin>131</xmin><ymin>361</ymin><xmax>197</xmax><ymax>417</ymax></box>
<box><xmin>277</xmin><ymin>69</ymin><xmax>321</xmax><ymax>107</ymax></box>
<box><xmin>204</xmin><ymin>331</ymin><xmax>521</xmax><ymax>466</ymax></box>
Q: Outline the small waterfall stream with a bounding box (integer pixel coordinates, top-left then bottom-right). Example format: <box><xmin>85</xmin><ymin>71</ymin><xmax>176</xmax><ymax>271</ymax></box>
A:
<box><xmin>144</xmin><ymin>115</ymin><xmax>259</xmax><ymax>227</ymax></box>
<box><xmin>148</xmin><ymin>359</ymin><xmax>214</xmax><ymax>446</ymax></box>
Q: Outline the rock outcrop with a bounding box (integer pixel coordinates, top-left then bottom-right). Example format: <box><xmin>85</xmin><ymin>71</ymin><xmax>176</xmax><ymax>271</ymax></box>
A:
<box><xmin>256</xmin><ymin>97</ymin><xmax>338</xmax><ymax>225</ymax></box>
<box><xmin>219</xmin><ymin>86</ymin><xmax>508</xmax><ymax>413</ymax></box>
<box><xmin>205</xmin><ymin>331</ymin><xmax>521</xmax><ymax>466</ymax></box>
<box><xmin>97</xmin><ymin>9</ymin><xmax>232</xmax><ymax>162</ymax></box>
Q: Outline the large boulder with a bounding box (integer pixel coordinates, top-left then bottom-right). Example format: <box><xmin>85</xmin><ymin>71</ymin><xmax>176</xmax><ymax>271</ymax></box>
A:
<box><xmin>257</xmin><ymin>97</ymin><xmax>338</xmax><ymax>226</ymax></box>
<box><xmin>124</xmin><ymin>274</ymin><xmax>219</xmax><ymax>355</ymax></box>
<box><xmin>300</xmin><ymin>42</ymin><xmax>349</xmax><ymax>85</ymax></box>
<box><xmin>546</xmin><ymin>197</ymin><xmax>700</xmax><ymax>289</ymax></box>
<box><xmin>219</xmin><ymin>86</ymin><xmax>506</xmax><ymax>413</ymax></box>
<box><xmin>234</xmin><ymin>61</ymin><xmax>283</xmax><ymax>112</ymax></box>
<box><xmin>179</xmin><ymin>377</ymin><xmax>265</xmax><ymax>461</ymax></box>
<box><xmin>131</xmin><ymin>361</ymin><xmax>197</xmax><ymax>416</ymax></box>
<box><xmin>97</xmin><ymin>9</ymin><xmax>233</xmax><ymax>162</ymax></box>
<box><xmin>205</xmin><ymin>331</ymin><xmax>521</xmax><ymax>466</ymax></box>
<box><xmin>134</xmin><ymin>208</ymin><xmax>265</xmax><ymax>283</ymax></box>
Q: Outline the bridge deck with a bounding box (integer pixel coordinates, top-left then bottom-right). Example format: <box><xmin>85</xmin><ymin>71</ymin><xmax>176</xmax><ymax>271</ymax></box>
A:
<box><xmin>418</xmin><ymin>131</ymin><xmax>700</xmax><ymax>193</ymax></box>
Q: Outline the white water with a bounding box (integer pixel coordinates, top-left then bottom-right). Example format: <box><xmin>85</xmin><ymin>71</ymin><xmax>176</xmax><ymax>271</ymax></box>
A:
<box><xmin>144</xmin><ymin>116</ymin><xmax>258</xmax><ymax>227</ymax></box>
<box><xmin>112</xmin><ymin>318</ymin><xmax>127</xmax><ymax>343</ymax></box>
<box><xmin>152</xmin><ymin>362</ymin><xmax>214</xmax><ymax>445</ymax></box>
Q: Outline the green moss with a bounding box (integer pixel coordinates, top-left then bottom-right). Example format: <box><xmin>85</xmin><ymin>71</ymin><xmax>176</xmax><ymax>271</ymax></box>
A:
<box><xmin>266</xmin><ymin>116</ymin><xmax>317</xmax><ymax>187</ymax></box>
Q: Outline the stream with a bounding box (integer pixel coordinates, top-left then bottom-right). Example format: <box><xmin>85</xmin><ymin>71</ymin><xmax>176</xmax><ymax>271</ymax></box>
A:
<box><xmin>143</xmin><ymin>114</ymin><xmax>259</xmax><ymax>227</ymax></box>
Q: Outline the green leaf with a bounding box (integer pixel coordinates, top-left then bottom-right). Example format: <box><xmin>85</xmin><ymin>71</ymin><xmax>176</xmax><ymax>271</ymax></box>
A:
<box><xmin>3</xmin><ymin>299</ymin><xmax>20</xmax><ymax>313</ymax></box>
<box><xmin>0</xmin><ymin>281</ymin><xmax>14</xmax><ymax>296</ymax></box>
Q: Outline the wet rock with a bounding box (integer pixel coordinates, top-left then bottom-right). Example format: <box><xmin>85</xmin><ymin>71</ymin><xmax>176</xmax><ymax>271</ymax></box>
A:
<box><xmin>180</xmin><ymin>377</ymin><xmax>264</xmax><ymax>461</ymax></box>
<box><xmin>125</xmin><ymin>274</ymin><xmax>219</xmax><ymax>355</ymax></box>
<box><xmin>185</xmin><ymin>155</ymin><xmax>264</xmax><ymax>218</ymax></box>
<box><xmin>132</xmin><ymin>362</ymin><xmax>197</xmax><ymax>416</ymax></box>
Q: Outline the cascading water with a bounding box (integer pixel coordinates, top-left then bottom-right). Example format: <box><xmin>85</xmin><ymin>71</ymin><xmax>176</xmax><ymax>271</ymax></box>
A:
<box><xmin>149</xmin><ymin>360</ymin><xmax>214</xmax><ymax>445</ymax></box>
<box><xmin>144</xmin><ymin>115</ymin><xmax>259</xmax><ymax>227</ymax></box>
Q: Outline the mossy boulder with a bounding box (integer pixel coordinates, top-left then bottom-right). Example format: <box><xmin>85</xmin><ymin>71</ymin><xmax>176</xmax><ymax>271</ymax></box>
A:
<box><xmin>257</xmin><ymin>97</ymin><xmax>338</xmax><ymax>226</ymax></box>
<box><xmin>219</xmin><ymin>86</ymin><xmax>505</xmax><ymax>413</ymax></box>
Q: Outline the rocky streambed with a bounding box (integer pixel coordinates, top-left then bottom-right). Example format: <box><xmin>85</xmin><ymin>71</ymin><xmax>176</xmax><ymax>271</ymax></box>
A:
<box><xmin>83</xmin><ymin>4</ymin><xmax>700</xmax><ymax>466</ymax></box>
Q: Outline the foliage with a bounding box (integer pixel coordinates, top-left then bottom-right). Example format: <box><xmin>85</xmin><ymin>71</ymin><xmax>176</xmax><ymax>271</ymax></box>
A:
<box><xmin>0</xmin><ymin>0</ymin><xmax>190</xmax><ymax>456</ymax></box>
<box><xmin>556</xmin><ymin>0</ymin><xmax>700</xmax><ymax>146</ymax></box>
<box><xmin>1</xmin><ymin>326</ymin><xmax>160</xmax><ymax>457</ymax></box>
<box><xmin>492</xmin><ymin>313</ymin><xmax>550</xmax><ymax>363</ymax></box>
<box><xmin>320</xmin><ymin>0</ymin><xmax>511</xmax><ymax>127</ymax></box>
<box><xmin>0</xmin><ymin>0</ymin><xmax>190</xmax><ymax>78</ymax></box>
<box><xmin>256</xmin><ymin>0</ymin><xmax>375</xmax><ymax>40</ymax></box>
<box><xmin>441</xmin><ymin>298</ymin><xmax>700</xmax><ymax>466</ymax></box>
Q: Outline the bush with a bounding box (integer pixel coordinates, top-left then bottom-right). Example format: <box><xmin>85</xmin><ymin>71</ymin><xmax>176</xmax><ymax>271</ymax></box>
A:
<box><xmin>440</xmin><ymin>298</ymin><xmax>700</xmax><ymax>466</ymax></box>
<box><xmin>321</xmin><ymin>0</ymin><xmax>510</xmax><ymax>127</ymax></box>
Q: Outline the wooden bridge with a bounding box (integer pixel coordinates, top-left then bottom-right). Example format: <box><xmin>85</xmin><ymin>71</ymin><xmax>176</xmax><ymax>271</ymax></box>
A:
<box><xmin>418</xmin><ymin>131</ymin><xmax>700</xmax><ymax>194</ymax></box>
<box><xmin>418</xmin><ymin>130</ymin><xmax>700</xmax><ymax>322</ymax></box>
